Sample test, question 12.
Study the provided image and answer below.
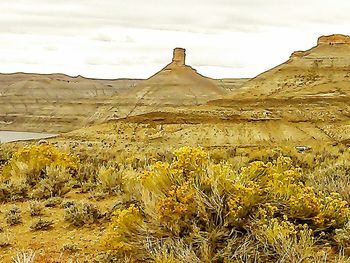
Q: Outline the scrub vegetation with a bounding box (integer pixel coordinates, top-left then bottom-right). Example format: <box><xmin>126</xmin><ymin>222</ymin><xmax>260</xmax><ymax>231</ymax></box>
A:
<box><xmin>1</xmin><ymin>143</ymin><xmax>350</xmax><ymax>262</ymax></box>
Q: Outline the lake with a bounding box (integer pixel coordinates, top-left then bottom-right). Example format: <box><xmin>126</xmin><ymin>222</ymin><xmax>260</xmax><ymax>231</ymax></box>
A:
<box><xmin>0</xmin><ymin>131</ymin><xmax>57</xmax><ymax>143</ymax></box>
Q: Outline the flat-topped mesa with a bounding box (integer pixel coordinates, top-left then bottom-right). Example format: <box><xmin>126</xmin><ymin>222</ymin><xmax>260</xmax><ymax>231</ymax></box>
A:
<box><xmin>317</xmin><ymin>34</ymin><xmax>350</xmax><ymax>45</ymax></box>
<box><xmin>172</xmin><ymin>48</ymin><xmax>186</xmax><ymax>66</ymax></box>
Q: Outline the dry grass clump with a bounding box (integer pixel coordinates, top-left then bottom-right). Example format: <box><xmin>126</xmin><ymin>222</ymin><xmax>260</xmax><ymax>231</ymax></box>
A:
<box><xmin>306</xmin><ymin>160</ymin><xmax>350</xmax><ymax>202</ymax></box>
<box><xmin>0</xmin><ymin>144</ymin><xmax>13</xmax><ymax>166</ymax></box>
<box><xmin>96</xmin><ymin>166</ymin><xmax>123</xmax><ymax>194</ymax></box>
<box><xmin>0</xmin><ymin>232</ymin><xmax>11</xmax><ymax>248</ymax></box>
<box><xmin>28</xmin><ymin>200</ymin><xmax>44</xmax><ymax>216</ymax></box>
<box><xmin>64</xmin><ymin>201</ymin><xmax>101</xmax><ymax>227</ymax></box>
<box><xmin>12</xmin><ymin>250</ymin><xmax>36</xmax><ymax>263</ymax></box>
<box><xmin>100</xmin><ymin>146</ymin><xmax>350</xmax><ymax>262</ymax></box>
<box><xmin>61</xmin><ymin>243</ymin><xmax>80</xmax><ymax>253</ymax></box>
<box><xmin>29</xmin><ymin>218</ymin><xmax>54</xmax><ymax>231</ymax></box>
<box><xmin>5</xmin><ymin>205</ymin><xmax>22</xmax><ymax>226</ymax></box>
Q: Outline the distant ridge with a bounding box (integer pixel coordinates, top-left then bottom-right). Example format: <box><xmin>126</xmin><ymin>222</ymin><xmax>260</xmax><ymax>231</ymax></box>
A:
<box><xmin>0</xmin><ymin>72</ymin><xmax>140</xmax><ymax>132</ymax></box>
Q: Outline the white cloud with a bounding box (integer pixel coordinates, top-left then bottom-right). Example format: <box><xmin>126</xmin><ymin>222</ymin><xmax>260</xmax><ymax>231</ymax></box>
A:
<box><xmin>0</xmin><ymin>0</ymin><xmax>349</xmax><ymax>78</ymax></box>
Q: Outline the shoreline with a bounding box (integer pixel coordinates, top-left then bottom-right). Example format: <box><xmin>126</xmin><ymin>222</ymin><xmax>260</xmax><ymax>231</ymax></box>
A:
<box><xmin>0</xmin><ymin>131</ymin><xmax>58</xmax><ymax>143</ymax></box>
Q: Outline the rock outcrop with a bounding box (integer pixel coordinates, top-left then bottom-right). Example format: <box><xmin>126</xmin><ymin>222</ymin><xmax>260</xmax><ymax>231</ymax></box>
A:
<box><xmin>172</xmin><ymin>47</ymin><xmax>186</xmax><ymax>66</ymax></box>
<box><xmin>225</xmin><ymin>34</ymin><xmax>350</xmax><ymax>99</ymax></box>
<box><xmin>100</xmin><ymin>48</ymin><xmax>227</xmax><ymax>119</ymax></box>
<box><xmin>317</xmin><ymin>34</ymin><xmax>350</xmax><ymax>45</ymax></box>
<box><xmin>126</xmin><ymin>48</ymin><xmax>226</xmax><ymax>105</ymax></box>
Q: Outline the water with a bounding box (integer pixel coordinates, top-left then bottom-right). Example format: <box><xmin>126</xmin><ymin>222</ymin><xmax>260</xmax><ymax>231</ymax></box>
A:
<box><xmin>0</xmin><ymin>131</ymin><xmax>57</xmax><ymax>143</ymax></box>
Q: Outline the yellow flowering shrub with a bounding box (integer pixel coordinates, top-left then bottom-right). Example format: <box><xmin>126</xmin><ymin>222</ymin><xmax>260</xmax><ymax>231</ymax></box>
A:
<box><xmin>101</xmin><ymin>205</ymin><xmax>146</xmax><ymax>259</ymax></box>
<box><xmin>172</xmin><ymin>146</ymin><xmax>208</xmax><ymax>178</ymax></box>
<box><xmin>0</xmin><ymin>144</ymin><xmax>78</xmax><ymax>200</ymax></box>
<box><xmin>288</xmin><ymin>186</ymin><xmax>321</xmax><ymax>219</ymax></box>
<box><xmin>101</xmin><ymin>147</ymin><xmax>350</xmax><ymax>262</ymax></box>
<box><xmin>226</xmin><ymin>181</ymin><xmax>262</xmax><ymax>227</ymax></box>
<box><xmin>314</xmin><ymin>192</ymin><xmax>349</xmax><ymax>228</ymax></box>
<box><xmin>157</xmin><ymin>182</ymin><xmax>196</xmax><ymax>234</ymax></box>
<box><xmin>2</xmin><ymin>144</ymin><xmax>77</xmax><ymax>184</ymax></box>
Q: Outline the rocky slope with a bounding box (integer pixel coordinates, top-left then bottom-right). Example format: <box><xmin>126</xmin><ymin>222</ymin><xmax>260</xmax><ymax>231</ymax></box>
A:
<box><xmin>226</xmin><ymin>34</ymin><xmax>350</xmax><ymax>99</ymax></box>
<box><xmin>66</xmin><ymin>97</ymin><xmax>350</xmax><ymax>150</ymax></box>
<box><xmin>215</xmin><ymin>78</ymin><xmax>250</xmax><ymax>91</ymax></box>
<box><xmin>126</xmin><ymin>48</ymin><xmax>227</xmax><ymax>105</ymax></box>
<box><xmin>0</xmin><ymin>50</ymin><xmax>247</xmax><ymax>133</ymax></box>
<box><xmin>96</xmin><ymin>48</ymin><xmax>229</xmax><ymax>120</ymax></box>
<box><xmin>0</xmin><ymin>73</ymin><xmax>140</xmax><ymax>132</ymax></box>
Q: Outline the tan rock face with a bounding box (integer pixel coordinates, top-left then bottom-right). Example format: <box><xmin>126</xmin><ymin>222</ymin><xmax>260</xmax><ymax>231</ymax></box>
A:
<box><xmin>290</xmin><ymin>51</ymin><xmax>309</xmax><ymax>59</ymax></box>
<box><xmin>0</xmin><ymin>47</ymin><xmax>240</xmax><ymax>132</ymax></box>
<box><xmin>121</xmin><ymin>48</ymin><xmax>226</xmax><ymax>106</ymax></box>
<box><xmin>317</xmin><ymin>34</ymin><xmax>350</xmax><ymax>45</ymax></box>
<box><xmin>226</xmin><ymin>34</ymin><xmax>350</xmax><ymax>100</ymax></box>
<box><xmin>172</xmin><ymin>48</ymin><xmax>186</xmax><ymax>66</ymax></box>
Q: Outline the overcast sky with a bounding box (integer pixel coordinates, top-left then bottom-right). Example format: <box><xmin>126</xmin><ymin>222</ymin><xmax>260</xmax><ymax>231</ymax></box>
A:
<box><xmin>0</xmin><ymin>0</ymin><xmax>349</xmax><ymax>79</ymax></box>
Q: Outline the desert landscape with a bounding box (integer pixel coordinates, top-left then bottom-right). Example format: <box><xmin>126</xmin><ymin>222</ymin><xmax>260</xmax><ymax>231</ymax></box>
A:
<box><xmin>1</xmin><ymin>5</ymin><xmax>350</xmax><ymax>261</ymax></box>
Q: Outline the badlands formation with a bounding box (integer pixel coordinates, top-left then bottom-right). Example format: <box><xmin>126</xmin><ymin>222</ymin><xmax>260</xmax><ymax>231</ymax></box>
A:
<box><xmin>1</xmin><ymin>35</ymin><xmax>350</xmax><ymax>263</ymax></box>
<box><xmin>226</xmin><ymin>34</ymin><xmax>350</xmax><ymax>99</ymax></box>
<box><xmin>0</xmin><ymin>35</ymin><xmax>349</xmax><ymax>146</ymax></box>
<box><xmin>96</xmin><ymin>48</ymin><xmax>228</xmax><ymax>119</ymax></box>
<box><xmin>68</xmin><ymin>35</ymin><xmax>350</xmax><ymax>148</ymax></box>
<box><xmin>124</xmin><ymin>48</ymin><xmax>226</xmax><ymax>105</ymax></box>
<box><xmin>0</xmin><ymin>50</ymin><xmax>245</xmax><ymax>132</ymax></box>
<box><xmin>0</xmin><ymin>73</ymin><xmax>139</xmax><ymax>132</ymax></box>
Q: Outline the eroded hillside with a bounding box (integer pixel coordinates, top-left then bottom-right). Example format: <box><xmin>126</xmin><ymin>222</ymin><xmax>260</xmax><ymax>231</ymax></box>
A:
<box><xmin>0</xmin><ymin>73</ymin><xmax>140</xmax><ymax>132</ymax></box>
<box><xmin>0</xmin><ymin>54</ymin><xmax>248</xmax><ymax>133</ymax></box>
<box><xmin>64</xmin><ymin>97</ymin><xmax>350</xmax><ymax>152</ymax></box>
<box><xmin>227</xmin><ymin>34</ymin><xmax>350</xmax><ymax>99</ymax></box>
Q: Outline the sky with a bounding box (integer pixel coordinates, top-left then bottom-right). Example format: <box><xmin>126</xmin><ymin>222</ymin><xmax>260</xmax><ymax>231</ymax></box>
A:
<box><xmin>0</xmin><ymin>0</ymin><xmax>349</xmax><ymax>79</ymax></box>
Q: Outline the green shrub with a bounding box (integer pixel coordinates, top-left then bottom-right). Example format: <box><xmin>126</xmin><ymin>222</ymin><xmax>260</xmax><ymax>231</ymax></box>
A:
<box><xmin>0</xmin><ymin>179</ymin><xmax>28</xmax><ymax>202</ymax></box>
<box><xmin>31</xmin><ymin>166</ymin><xmax>72</xmax><ymax>199</ymax></box>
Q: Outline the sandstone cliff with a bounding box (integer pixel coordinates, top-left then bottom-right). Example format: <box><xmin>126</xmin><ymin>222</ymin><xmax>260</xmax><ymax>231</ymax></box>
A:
<box><xmin>226</xmin><ymin>34</ymin><xmax>350</xmax><ymax>99</ymax></box>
